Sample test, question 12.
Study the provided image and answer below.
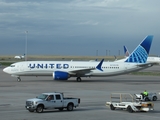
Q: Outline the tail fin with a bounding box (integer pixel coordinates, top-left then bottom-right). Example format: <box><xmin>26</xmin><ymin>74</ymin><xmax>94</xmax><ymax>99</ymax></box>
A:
<box><xmin>125</xmin><ymin>35</ymin><xmax>153</xmax><ymax>63</ymax></box>
<box><xmin>123</xmin><ymin>46</ymin><xmax>130</xmax><ymax>57</ymax></box>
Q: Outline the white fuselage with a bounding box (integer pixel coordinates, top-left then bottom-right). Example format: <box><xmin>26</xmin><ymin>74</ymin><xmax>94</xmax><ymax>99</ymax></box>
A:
<box><xmin>3</xmin><ymin>61</ymin><xmax>151</xmax><ymax>78</ymax></box>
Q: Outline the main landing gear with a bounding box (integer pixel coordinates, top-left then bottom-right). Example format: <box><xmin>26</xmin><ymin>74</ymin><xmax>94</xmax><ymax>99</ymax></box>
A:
<box><xmin>17</xmin><ymin>77</ymin><xmax>21</xmax><ymax>82</ymax></box>
<box><xmin>76</xmin><ymin>77</ymin><xmax>81</xmax><ymax>82</ymax></box>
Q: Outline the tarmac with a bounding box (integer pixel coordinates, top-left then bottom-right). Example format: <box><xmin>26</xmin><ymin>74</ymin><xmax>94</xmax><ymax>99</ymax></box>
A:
<box><xmin>0</xmin><ymin>66</ymin><xmax>160</xmax><ymax>120</ymax></box>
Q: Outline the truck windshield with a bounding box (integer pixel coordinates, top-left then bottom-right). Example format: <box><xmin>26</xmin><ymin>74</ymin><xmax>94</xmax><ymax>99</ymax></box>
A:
<box><xmin>37</xmin><ymin>94</ymin><xmax>48</xmax><ymax>100</ymax></box>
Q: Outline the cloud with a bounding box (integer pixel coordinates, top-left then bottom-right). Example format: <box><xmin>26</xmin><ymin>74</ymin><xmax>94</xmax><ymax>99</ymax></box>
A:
<box><xmin>0</xmin><ymin>0</ymin><xmax>160</xmax><ymax>56</ymax></box>
<box><xmin>78</xmin><ymin>21</ymin><xmax>99</xmax><ymax>25</ymax></box>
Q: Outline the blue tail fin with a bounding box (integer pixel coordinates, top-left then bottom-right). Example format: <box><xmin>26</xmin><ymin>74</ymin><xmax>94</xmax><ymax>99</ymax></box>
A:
<box><xmin>123</xmin><ymin>46</ymin><xmax>130</xmax><ymax>57</ymax></box>
<box><xmin>125</xmin><ymin>35</ymin><xmax>153</xmax><ymax>63</ymax></box>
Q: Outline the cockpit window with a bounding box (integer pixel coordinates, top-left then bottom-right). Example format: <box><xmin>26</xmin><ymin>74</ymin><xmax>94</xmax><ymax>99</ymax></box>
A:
<box><xmin>10</xmin><ymin>64</ymin><xmax>15</xmax><ymax>67</ymax></box>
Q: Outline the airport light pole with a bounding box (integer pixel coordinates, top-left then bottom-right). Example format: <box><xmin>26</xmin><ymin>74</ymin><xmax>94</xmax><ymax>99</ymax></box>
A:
<box><xmin>25</xmin><ymin>31</ymin><xmax>28</xmax><ymax>61</ymax></box>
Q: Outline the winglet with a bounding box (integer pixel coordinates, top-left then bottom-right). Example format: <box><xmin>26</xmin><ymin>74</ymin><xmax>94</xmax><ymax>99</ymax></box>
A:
<box><xmin>96</xmin><ymin>59</ymin><xmax>104</xmax><ymax>71</ymax></box>
<box><xmin>125</xmin><ymin>35</ymin><xmax>153</xmax><ymax>63</ymax></box>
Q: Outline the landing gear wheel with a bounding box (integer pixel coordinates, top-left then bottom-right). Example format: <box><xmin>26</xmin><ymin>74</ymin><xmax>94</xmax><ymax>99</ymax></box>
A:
<box><xmin>17</xmin><ymin>77</ymin><xmax>21</xmax><ymax>82</ymax></box>
<box><xmin>77</xmin><ymin>77</ymin><xmax>81</xmax><ymax>82</ymax></box>
<box><xmin>127</xmin><ymin>106</ymin><xmax>133</xmax><ymax>113</ymax></box>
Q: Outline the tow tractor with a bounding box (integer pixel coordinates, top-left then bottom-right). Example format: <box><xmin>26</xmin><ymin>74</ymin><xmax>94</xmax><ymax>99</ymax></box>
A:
<box><xmin>135</xmin><ymin>93</ymin><xmax>157</xmax><ymax>101</ymax></box>
<box><xmin>106</xmin><ymin>93</ymin><xmax>154</xmax><ymax>113</ymax></box>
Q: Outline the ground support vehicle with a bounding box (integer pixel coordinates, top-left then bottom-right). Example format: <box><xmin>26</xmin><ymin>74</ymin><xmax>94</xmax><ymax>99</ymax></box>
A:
<box><xmin>106</xmin><ymin>93</ymin><xmax>154</xmax><ymax>113</ymax></box>
<box><xmin>25</xmin><ymin>92</ymin><xmax>80</xmax><ymax>113</ymax></box>
<box><xmin>135</xmin><ymin>93</ymin><xmax>157</xmax><ymax>101</ymax></box>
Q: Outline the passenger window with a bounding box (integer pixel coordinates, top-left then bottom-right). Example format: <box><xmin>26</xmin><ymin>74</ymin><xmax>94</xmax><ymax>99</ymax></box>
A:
<box><xmin>55</xmin><ymin>95</ymin><xmax>61</xmax><ymax>100</ymax></box>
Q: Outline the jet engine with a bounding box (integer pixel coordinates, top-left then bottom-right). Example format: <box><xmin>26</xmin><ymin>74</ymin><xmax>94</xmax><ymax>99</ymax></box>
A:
<box><xmin>53</xmin><ymin>71</ymin><xmax>69</xmax><ymax>80</ymax></box>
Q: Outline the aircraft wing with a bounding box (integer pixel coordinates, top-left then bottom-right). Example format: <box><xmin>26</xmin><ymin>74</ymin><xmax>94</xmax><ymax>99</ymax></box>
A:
<box><xmin>68</xmin><ymin>59</ymin><xmax>104</xmax><ymax>76</ymax></box>
<box><xmin>68</xmin><ymin>68</ymin><xmax>95</xmax><ymax>75</ymax></box>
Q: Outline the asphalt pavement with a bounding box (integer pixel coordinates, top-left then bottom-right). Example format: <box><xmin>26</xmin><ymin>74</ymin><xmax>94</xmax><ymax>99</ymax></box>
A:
<box><xmin>0</xmin><ymin>66</ymin><xmax>160</xmax><ymax>120</ymax></box>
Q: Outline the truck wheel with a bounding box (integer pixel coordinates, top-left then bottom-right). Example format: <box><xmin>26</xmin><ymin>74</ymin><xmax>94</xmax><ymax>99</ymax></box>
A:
<box><xmin>153</xmin><ymin>96</ymin><xmax>157</xmax><ymax>101</ymax></box>
<box><xmin>67</xmin><ymin>103</ymin><xmax>73</xmax><ymax>111</ymax></box>
<box><xmin>28</xmin><ymin>110</ymin><xmax>34</xmax><ymax>112</ymax></box>
<box><xmin>144</xmin><ymin>97</ymin><xmax>149</xmax><ymax>101</ymax></box>
<box><xmin>127</xmin><ymin>106</ymin><xmax>133</xmax><ymax>113</ymax></box>
<box><xmin>36</xmin><ymin>105</ymin><xmax>44</xmax><ymax>113</ymax></box>
<box><xmin>110</xmin><ymin>104</ymin><xmax>115</xmax><ymax>110</ymax></box>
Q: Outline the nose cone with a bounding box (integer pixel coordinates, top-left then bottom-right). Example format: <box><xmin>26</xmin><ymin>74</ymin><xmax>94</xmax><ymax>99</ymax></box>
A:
<box><xmin>3</xmin><ymin>67</ymin><xmax>10</xmax><ymax>74</ymax></box>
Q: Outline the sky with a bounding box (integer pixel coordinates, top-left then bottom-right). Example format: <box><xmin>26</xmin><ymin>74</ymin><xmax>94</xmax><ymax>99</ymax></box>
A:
<box><xmin>0</xmin><ymin>0</ymin><xmax>160</xmax><ymax>56</ymax></box>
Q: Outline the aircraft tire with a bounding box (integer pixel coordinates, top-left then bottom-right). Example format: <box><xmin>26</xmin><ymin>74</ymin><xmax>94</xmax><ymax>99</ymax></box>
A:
<box><xmin>17</xmin><ymin>77</ymin><xmax>21</xmax><ymax>82</ymax></box>
<box><xmin>77</xmin><ymin>77</ymin><xmax>81</xmax><ymax>82</ymax></box>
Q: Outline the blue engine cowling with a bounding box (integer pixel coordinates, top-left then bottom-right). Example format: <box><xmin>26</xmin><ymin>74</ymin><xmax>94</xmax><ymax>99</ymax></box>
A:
<box><xmin>53</xmin><ymin>71</ymin><xmax>69</xmax><ymax>80</ymax></box>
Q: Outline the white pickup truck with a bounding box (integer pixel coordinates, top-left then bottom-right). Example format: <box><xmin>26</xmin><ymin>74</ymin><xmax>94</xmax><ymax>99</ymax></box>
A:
<box><xmin>25</xmin><ymin>92</ymin><xmax>80</xmax><ymax>113</ymax></box>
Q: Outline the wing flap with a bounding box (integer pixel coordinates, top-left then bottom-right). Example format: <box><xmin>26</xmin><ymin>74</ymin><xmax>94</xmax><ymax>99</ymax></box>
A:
<box><xmin>68</xmin><ymin>68</ymin><xmax>95</xmax><ymax>75</ymax></box>
<box><xmin>68</xmin><ymin>59</ymin><xmax>104</xmax><ymax>76</ymax></box>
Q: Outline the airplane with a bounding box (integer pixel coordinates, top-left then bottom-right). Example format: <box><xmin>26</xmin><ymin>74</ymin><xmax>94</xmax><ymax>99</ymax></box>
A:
<box><xmin>3</xmin><ymin>35</ymin><xmax>155</xmax><ymax>82</ymax></box>
<box><xmin>115</xmin><ymin>45</ymin><xmax>160</xmax><ymax>64</ymax></box>
<box><xmin>14</xmin><ymin>55</ymin><xmax>25</xmax><ymax>59</ymax></box>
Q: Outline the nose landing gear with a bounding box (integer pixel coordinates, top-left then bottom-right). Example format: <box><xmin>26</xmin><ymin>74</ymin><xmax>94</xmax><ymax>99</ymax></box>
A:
<box><xmin>17</xmin><ymin>77</ymin><xmax>21</xmax><ymax>82</ymax></box>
